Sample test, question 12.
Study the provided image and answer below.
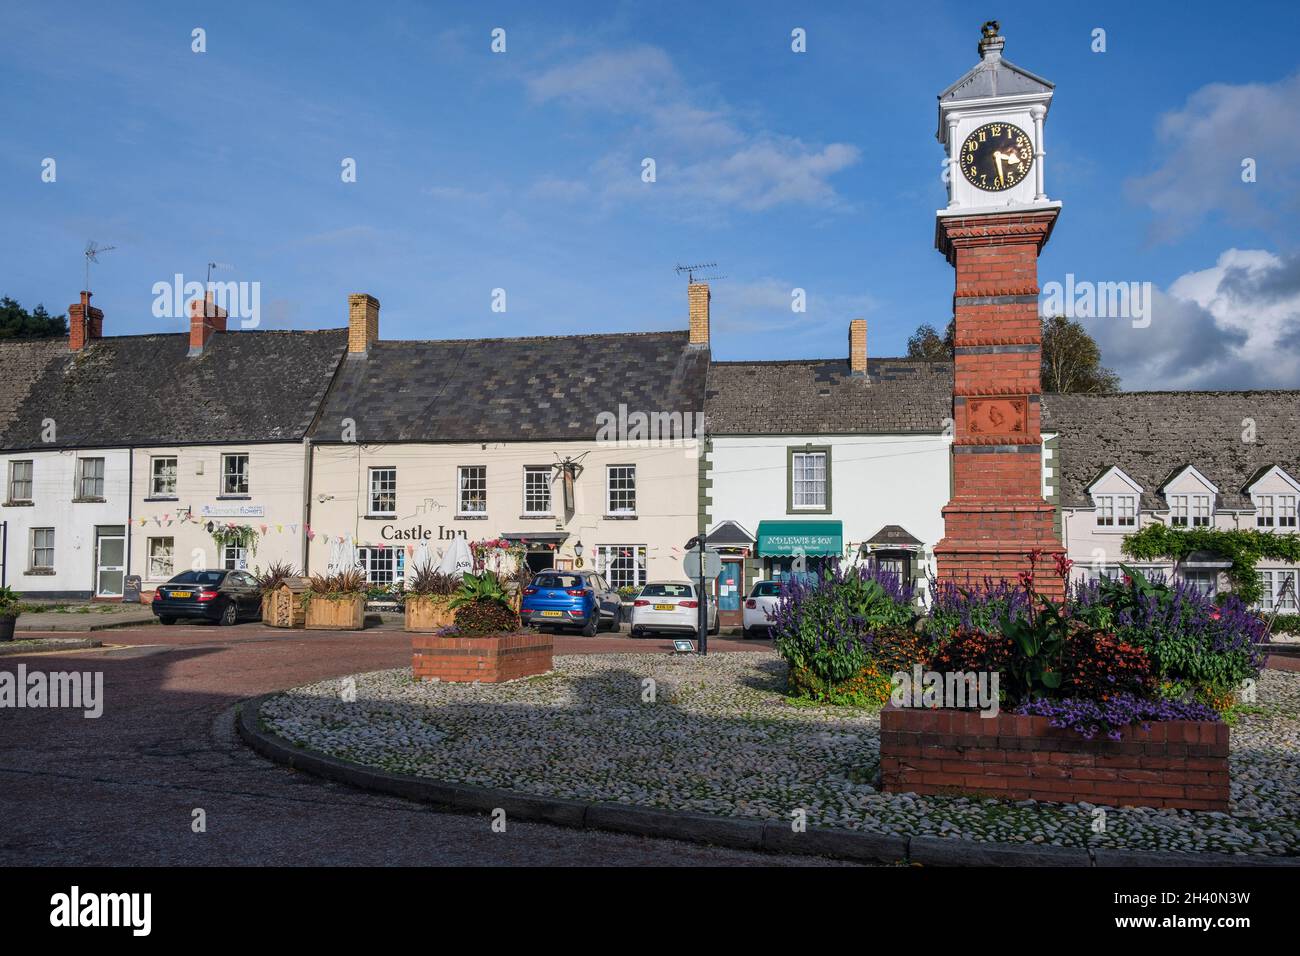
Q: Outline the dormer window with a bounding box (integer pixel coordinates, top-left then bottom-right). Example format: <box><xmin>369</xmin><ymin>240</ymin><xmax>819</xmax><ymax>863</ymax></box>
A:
<box><xmin>1088</xmin><ymin>466</ymin><xmax>1142</xmax><ymax>532</ymax></box>
<box><xmin>1245</xmin><ymin>466</ymin><xmax>1300</xmax><ymax>531</ymax></box>
<box><xmin>1255</xmin><ymin>494</ymin><xmax>1298</xmax><ymax>529</ymax></box>
<box><xmin>1095</xmin><ymin>494</ymin><xmax>1137</xmax><ymax>528</ymax></box>
<box><xmin>1169</xmin><ymin>493</ymin><xmax>1212</xmax><ymax>527</ymax></box>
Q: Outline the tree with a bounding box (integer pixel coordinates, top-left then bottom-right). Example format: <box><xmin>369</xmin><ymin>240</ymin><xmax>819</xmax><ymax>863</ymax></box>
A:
<box><xmin>904</xmin><ymin>315</ymin><xmax>1121</xmax><ymax>393</ymax></box>
<box><xmin>1040</xmin><ymin>314</ymin><xmax>1121</xmax><ymax>393</ymax></box>
<box><xmin>906</xmin><ymin>320</ymin><xmax>954</xmax><ymax>360</ymax></box>
<box><xmin>0</xmin><ymin>297</ymin><xmax>68</xmax><ymax>340</ymax></box>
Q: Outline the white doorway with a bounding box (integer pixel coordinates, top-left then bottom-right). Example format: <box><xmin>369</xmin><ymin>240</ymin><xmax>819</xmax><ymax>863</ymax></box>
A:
<box><xmin>95</xmin><ymin>530</ymin><xmax>126</xmax><ymax>598</ymax></box>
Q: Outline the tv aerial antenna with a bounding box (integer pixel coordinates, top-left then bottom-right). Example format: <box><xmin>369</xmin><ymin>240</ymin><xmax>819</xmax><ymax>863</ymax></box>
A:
<box><xmin>675</xmin><ymin>262</ymin><xmax>725</xmax><ymax>283</ymax></box>
<box><xmin>83</xmin><ymin>240</ymin><xmax>116</xmax><ymax>292</ymax></box>
<box><xmin>206</xmin><ymin>261</ymin><xmax>234</xmax><ymax>286</ymax></box>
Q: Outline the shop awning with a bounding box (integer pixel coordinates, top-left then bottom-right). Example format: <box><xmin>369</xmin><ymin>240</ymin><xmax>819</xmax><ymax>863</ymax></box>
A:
<box><xmin>756</xmin><ymin>520</ymin><xmax>843</xmax><ymax>557</ymax></box>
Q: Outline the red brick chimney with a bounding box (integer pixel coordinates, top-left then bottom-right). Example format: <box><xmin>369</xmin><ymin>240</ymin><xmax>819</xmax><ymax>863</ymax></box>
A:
<box><xmin>188</xmin><ymin>292</ymin><xmax>228</xmax><ymax>356</ymax></box>
<box><xmin>68</xmin><ymin>291</ymin><xmax>104</xmax><ymax>352</ymax></box>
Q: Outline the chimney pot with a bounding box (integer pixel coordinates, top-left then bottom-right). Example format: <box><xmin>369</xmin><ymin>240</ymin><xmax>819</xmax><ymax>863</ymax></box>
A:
<box><xmin>849</xmin><ymin>318</ymin><xmax>868</xmax><ymax>375</ymax></box>
<box><xmin>348</xmin><ymin>293</ymin><xmax>380</xmax><ymax>354</ymax></box>
<box><xmin>68</xmin><ymin>291</ymin><xmax>105</xmax><ymax>352</ymax></box>
<box><xmin>688</xmin><ymin>282</ymin><xmax>710</xmax><ymax>348</ymax></box>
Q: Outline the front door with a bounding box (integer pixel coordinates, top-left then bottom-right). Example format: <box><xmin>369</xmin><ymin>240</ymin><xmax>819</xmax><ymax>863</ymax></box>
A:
<box><xmin>95</xmin><ymin>534</ymin><xmax>126</xmax><ymax>598</ymax></box>
<box><xmin>715</xmin><ymin>559</ymin><xmax>743</xmax><ymax>630</ymax></box>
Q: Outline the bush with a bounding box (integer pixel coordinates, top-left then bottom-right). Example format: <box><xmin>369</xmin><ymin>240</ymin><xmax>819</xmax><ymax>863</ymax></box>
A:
<box><xmin>254</xmin><ymin>561</ymin><xmax>298</xmax><ymax>594</ymax></box>
<box><xmin>930</xmin><ymin>627</ymin><xmax>1015</xmax><ymax>677</ymax></box>
<box><xmin>0</xmin><ymin>586</ymin><xmax>21</xmax><ymax>619</ymax></box>
<box><xmin>770</xmin><ymin>562</ymin><xmax>919</xmax><ymax>704</ymax></box>
<box><xmin>407</xmin><ymin>566</ymin><xmax>457</xmax><ymax>597</ymax></box>
<box><xmin>452</xmin><ymin>599</ymin><xmax>520</xmax><ymax>636</ymax></box>
<box><xmin>1060</xmin><ymin>631</ymin><xmax>1154</xmax><ymax>700</ymax></box>
<box><xmin>306</xmin><ymin>569</ymin><xmax>366</xmax><ymax>596</ymax></box>
<box><xmin>1269</xmin><ymin>613</ymin><xmax>1300</xmax><ymax>635</ymax></box>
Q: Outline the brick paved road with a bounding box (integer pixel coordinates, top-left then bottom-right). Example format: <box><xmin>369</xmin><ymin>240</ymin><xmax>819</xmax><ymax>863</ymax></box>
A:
<box><xmin>0</xmin><ymin>622</ymin><xmax>847</xmax><ymax>866</ymax></box>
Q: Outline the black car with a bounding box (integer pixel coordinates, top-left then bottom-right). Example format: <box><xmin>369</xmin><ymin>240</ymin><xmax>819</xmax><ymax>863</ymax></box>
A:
<box><xmin>151</xmin><ymin>569</ymin><xmax>263</xmax><ymax>626</ymax></box>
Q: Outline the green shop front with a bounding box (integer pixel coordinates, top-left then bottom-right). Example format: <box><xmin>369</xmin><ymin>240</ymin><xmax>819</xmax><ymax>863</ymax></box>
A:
<box><xmin>755</xmin><ymin>520</ymin><xmax>844</xmax><ymax>583</ymax></box>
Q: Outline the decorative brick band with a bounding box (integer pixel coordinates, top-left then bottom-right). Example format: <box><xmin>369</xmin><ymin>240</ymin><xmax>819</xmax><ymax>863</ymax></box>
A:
<box><xmin>412</xmin><ymin>632</ymin><xmax>553</xmax><ymax>684</ymax></box>
<box><xmin>953</xmin><ymin>290</ymin><xmax>1040</xmax><ymax>302</ymax></box>
<box><xmin>880</xmin><ymin>707</ymin><xmax>1229</xmax><ymax>811</ymax></box>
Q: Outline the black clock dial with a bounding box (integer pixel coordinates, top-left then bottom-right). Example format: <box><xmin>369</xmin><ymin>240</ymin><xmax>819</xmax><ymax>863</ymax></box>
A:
<box><xmin>958</xmin><ymin>122</ymin><xmax>1033</xmax><ymax>191</ymax></box>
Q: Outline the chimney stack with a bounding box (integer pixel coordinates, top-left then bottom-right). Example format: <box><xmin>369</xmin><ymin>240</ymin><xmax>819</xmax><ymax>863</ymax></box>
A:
<box><xmin>188</xmin><ymin>292</ymin><xmax>228</xmax><ymax>356</ymax></box>
<box><xmin>849</xmin><ymin>318</ymin><xmax>868</xmax><ymax>375</ymax></box>
<box><xmin>687</xmin><ymin>282</ymin><xmax>710</xmax><ymax>347</ymax></box>
<box><xmin>348</xmin><ymin>293</ymin><xmax>380</xmax><ymax>355</ymax></box>
<box><xmin>68</xmin><ymin>291</ymin><xmax>104</xmax><ymax>352</ymax></box>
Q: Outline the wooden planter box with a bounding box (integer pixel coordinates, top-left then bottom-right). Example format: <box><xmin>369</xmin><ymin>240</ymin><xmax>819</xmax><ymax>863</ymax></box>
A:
<box><xmin>304</xmin><ymin>593</ymin><xmax>367</xmax><ymax>631</ymax></box>
<box><xmin>404</xmin><ymin>595</ymin><xmax>456</xmax><ymax>632</ymax></box>
<box><xmin>412</xmin><ymin>632</ymin><xmax>552</xmax><ymax>684</ymax></box>
<box><xmin>879</xmin><ymin>706</ymin><xmax>1229</xmax><ymax>811</ymax></box>
<box><xmin>263</xmin><ymin>578</ymin><xmax>309</xmax><ymax>629</ymax></box>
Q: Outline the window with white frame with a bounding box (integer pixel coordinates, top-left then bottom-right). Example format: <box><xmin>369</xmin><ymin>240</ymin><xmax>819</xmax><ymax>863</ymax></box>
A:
<box><xmin>148</xmin><ymin>537</ymin><xmax>174</xmax><ymax>579</ymax></box>
<box><xmin>1095</xmin><ymin>494</ymin><xmax>1137</xmax><ymax>528</ymax></box>
<box><xmin>369</xmin><ymin>467</ymin><xmax>397</xmax><ymax>516</ymax></box>
<box><xmin>598</xmin><ymin>545</ymin><xmax>646</xmax><ymax>590</ymax></box>
<box><xmin>8</xmin><ymin>460</ymin><xmax>33</xmax><ymax>502</ymax></box>
<box><xmin>458</xmin><ymin>465</ymin><xmax>486</xmax><ymax>514</ymax></box>
<box><xmin>606</xmin><ymin>465</ymin><xmax>637</xmax><ymax>515</ymax></box>
<box><xmin>30</xmin><ymin>528</ymin><xmax>54</xmax><ymax>570</ymax></box>
<box><xmin>76</xmin><ymin>457</ymin><xmax>105</xmax><ymax>499</ymax></box>
<box><xmin>791</xmin><ymin>450</ymin><xmax>828</xmax><ymax>510</ymax></box>
<box><xmin>222</xmin><ymin>544</ymin><xmax>247</xmax><ymax>570</ymax></box>
<box><xmin>358</xmin><ymin>546</ymin><xmax>404</xmax><ymax>586</ymax></box>
<box><xmin>523</xmin><ymin>466</ymin><xmax>552</xmax><ymax>515</ymax></box>
<box><xmin>150</xmin><ymin>456</ymin><xmax>177</xmax><ymax>497</ymax></box>
<box><xmin>1180</xmin><ymin>568</ymin><xmax>1218</xmax><ymax>596</ymax></box>
<box><xmin>221</xmin><ymin>454</ymin><xmax>249</xmax><ymax>495</ymax></box>
<box><xmin>1256</xmin><ymin>493</ymin><xmax>1298</xmax><ymax>529</ymax></box>
<box><xmin>1169</xmin><ymin>493</ymin><xmax>1212</xmax><ymax>527</ymax></box>
<box><xmin>1257</xmin><ymin>570</ymin><xmax>1298</xmax><ymax>611</ymax></box>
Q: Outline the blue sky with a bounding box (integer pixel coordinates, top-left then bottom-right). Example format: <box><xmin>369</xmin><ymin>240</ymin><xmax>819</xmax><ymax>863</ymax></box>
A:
<box><xmin>3</xmin><ymin>0</ymin><xmax>1298</xmax><ymax>388</ymax></box>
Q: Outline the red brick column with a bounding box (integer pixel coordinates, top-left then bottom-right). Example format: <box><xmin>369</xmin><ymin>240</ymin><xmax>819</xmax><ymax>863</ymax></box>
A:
<box><xmin>934</xmin><ymin>210</ymin><xmax>1065</xmax><ymax>599</ymax></box>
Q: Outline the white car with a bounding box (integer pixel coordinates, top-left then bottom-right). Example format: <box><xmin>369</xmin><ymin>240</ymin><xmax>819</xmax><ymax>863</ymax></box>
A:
<box><xmin>630</xmin><ymin>580</ymin><xmax>719</xmax><ymax>637</ymax></box>
<box><xmin>742</xmin><ymin>579</ymin><xmax>782</xmax><ymax>638</ymax></box>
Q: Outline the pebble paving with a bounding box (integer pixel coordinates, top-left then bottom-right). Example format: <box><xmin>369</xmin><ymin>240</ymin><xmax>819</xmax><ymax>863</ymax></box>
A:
<box><xmin>260</xmin><ymin>652</ymin><xmax>1300</xmax><ymax>856</ymax></box>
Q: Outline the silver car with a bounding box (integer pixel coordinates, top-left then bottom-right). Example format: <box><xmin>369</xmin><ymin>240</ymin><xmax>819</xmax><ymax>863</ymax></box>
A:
<box><xmin>742</xmin><ymin>579</ymin><xmax>782</xmax><ymax>638</ymax></box>
<box><xmin>629</xmin><ymin>580</ymin><xmax>719</xmax><ymax>637</ymax></box>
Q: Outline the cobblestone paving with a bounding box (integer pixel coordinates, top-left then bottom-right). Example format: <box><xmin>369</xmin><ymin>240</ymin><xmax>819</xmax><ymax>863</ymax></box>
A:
<box><xmin>263</xmin><ymin>652</ymin><xmax>1300</xmax><ymax>857</ymax></box>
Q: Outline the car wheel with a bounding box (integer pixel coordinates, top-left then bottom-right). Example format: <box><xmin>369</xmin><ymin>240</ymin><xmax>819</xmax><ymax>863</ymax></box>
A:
<box><xmin>159</xmin><ymin>616</ymin><xmax>176</xmax><ymax>626</ymax></box>
<box><xmin>630</xmin><ymin>625</ymin><xmax>642</xmax><ymax>638</ymax></box>
<box><xmin>742</xmin><ymin>626</ymin><xmax>752</xmax><ymax>639</ymax></box>
<box><xmin>219</xmin><ymin>602</ymin><xmax>238</xmax><ymax>626</ymax></box>
<box><xmin>709</xmin><ymin>615</ymin><xmax>720</xmax><ymax>636</ymax></box>
<box><xmin>582</xmin><ymin>614</ymin><xmax>599</xmax><ymax>637</ymax></box>
<box><xmin>611</xmin><ymin>605</ymin><xmax>622</xmax><ymax>632</ymax></box>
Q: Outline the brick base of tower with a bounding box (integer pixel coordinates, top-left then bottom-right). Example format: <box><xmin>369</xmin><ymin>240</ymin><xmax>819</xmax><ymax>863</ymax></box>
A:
<box><xmin>933</xmin><ymin>208</ymin><xmax>1065</xmax><ymax>600</ymax></box>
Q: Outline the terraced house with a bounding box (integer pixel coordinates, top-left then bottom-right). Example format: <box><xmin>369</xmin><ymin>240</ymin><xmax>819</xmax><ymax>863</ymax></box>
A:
<box><xmin>702</xmin><ymin>318</ymin><xmax>954</xmax><ymax>623</ymax></box>
<box><xmin>303</xmin><ymin>293</ymin><xmax>708</xmax><ymax>589</ymax></box>
<box><xmin>0</xmin><ymin>292</ymin><xmax>344</xmax><ymax>597</ymax></box>
<box><xmin>1043</xmin><ymin>391</ymin><xmax>1300</xmax><ymax>608</ymax></box>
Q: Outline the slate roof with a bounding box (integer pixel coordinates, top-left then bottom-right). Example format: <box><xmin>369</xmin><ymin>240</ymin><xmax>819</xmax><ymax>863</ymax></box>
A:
<box><xmin>312</xmin><ymin>330</ymin><xmax>708</xmax><ymax>443</ymax></box>
<box><xmin>1041</xmin><ymin>391</ymin><xmax>1300</xmax><ymax>511</ymax></box>
<box><xmin>1</xmin><ymin>330</ymin><xmax>348</xmax><ymax>451</ymax></box>
<box><xmin>0</xmin><ymin>339</ymin><xmax>65</xmax><ymax>439</ymax></box>
<box><xmin>705</xmin><ymin>358</ymin><xmax>953</xmax><ymax>435</ymax></box>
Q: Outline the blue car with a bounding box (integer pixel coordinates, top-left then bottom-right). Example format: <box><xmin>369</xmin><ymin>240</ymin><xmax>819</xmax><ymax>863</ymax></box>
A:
<box><xmin>520</xmin><ymin>570</ymin><xmax>622</xmax><ymax>636</ymax></box>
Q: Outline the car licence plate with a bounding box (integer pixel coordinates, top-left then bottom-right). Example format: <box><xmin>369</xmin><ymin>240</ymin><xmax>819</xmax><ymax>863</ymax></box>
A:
<box><xmin>170</xmin><ymin>591</ymin><xmax>192</xmax><ymax>598</ymax></box>
<box><xmin>540</xmin><ymin>610</ymin><xmax>563</xmax><ymax>618</ymax></box>
<box><xmin>654</xmin><ymin>603</ymin><xmax>676</xmax><ymax>611</ymax></box>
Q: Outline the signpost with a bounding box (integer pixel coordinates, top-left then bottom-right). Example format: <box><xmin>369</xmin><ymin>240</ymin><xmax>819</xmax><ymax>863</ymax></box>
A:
<box><xmin>682</xmin><ymin>538</ymin><xmax>722</xmax><ymax>655</ymax></box>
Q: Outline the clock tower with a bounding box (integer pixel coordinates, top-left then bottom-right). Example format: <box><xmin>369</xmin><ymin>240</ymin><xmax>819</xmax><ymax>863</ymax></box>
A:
<box><xmin>933</xmin><ymin>22</ymin><xmax>1065</xmax><ymax>598</ymax></box>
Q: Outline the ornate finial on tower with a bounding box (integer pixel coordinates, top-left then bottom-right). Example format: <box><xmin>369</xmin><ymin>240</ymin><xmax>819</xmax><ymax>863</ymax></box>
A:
<box><xmin>978</xmin><ymin>20</ymin><xmax>1004</xmax><ymax>59</ymax></box>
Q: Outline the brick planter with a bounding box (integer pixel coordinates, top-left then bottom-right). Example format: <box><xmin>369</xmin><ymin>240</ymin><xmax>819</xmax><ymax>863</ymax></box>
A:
<box><xmin>879</xmin><ymin>707</ymin><xmax>1229</xmax><ymax>811</ymax></box>
<box><xmin>412</xmin><ymin>632</ymin><xmax>552</xmax><ymax>684</ymax></box>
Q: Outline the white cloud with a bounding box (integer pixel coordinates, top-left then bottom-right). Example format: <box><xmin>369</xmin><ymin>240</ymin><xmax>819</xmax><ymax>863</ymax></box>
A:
<box><xmin>1126</xmin><ymin>74</ymin><xmax>1300</xmax><ymax>242</ymax></box>
<box><xmin>524</xmin><ymin>45</ymin><xmax>859</xmax><ymax>214</ymax></box>
<box><xmin>1086</xmin><ymin>249</ymin><xmax>1300</xmax><ymax>389</ymax></box>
